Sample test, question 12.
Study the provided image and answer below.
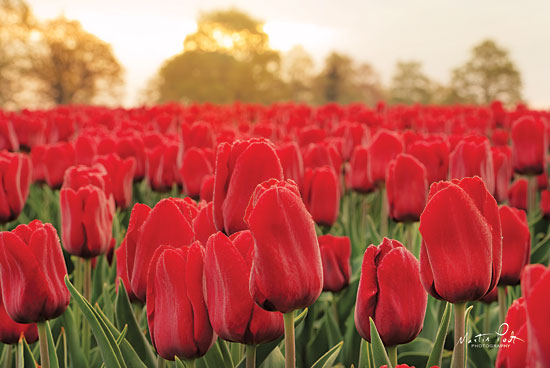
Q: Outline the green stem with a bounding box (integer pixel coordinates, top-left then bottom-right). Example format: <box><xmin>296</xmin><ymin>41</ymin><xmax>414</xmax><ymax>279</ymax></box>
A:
<box><xmin>387</xmin><ymin>345</ymin><xmax>398</xmax><ymax>367</ymax></box>
<box><xmin>527</xmin><ymin>175</ymin><xmax>537</xmax><ymax>218</ymax></box>
<box><xmin>82</xmin><ymin>258</ymin><xmax>92</xmax><ymax>356</ymax></box>
<box><xmin>452</xmin><ymin>303</ymin><xmax>466</xmax><ymax>368</ymax></box>
<box><xmin>37</xmin><ymin>322</ymin><xmax>50</xmax><ymax>368</ymax></box>
<box><xmin>246</xmin><ymin>345</ymin><xmax>257</xmax><ymax>368</ymax></box>
<box><xmin>156</xmin><ymin>355</ymin><xmax>165</xmax><ymax>368</ymax></box>
<box><xmin>283</xmin><ymin>311</ymin><xmax>296</xmax><ymax>368</ymax></box>
<box><xmin>380</xmin><ymin>186</ymin><xmax>388</xmax><ymax>237</ymax></box>
<box><xmin>2</xmin><ymin>344</ymin><xmax>12</xmax><ymax>368</ymax></box>
<box><xmin>498</xmin><ymin>286</ymin><xmax>507</xmax><ymax>325</ymax></box>
<box><xmin>484</xmin><ymin>303</ymin><xmax>490</xmax><ymax>333</ymax></box>
<box><xmin>187</xmin><ymin>359</ymin><xmax>196</xmax><ymax>368</ymax></box>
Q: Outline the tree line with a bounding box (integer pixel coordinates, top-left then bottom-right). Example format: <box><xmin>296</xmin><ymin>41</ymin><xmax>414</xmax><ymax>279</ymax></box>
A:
<box><xmin>0</xmin><ymin>3</ymin><xmax>523</xmax><ymax>109</ymax></box>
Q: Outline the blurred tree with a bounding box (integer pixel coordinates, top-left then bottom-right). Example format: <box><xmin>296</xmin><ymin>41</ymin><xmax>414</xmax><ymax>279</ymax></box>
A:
<box><xmin>389</xmin><ymin>61</ymin><xmax>434</xmax><ymax>104</ymax></box>
<box><xmin>280</xmin><ymin>45</ymin><xmax>315</xmax><ymax>103</ymax></box>
<box><xmin>448</xmin><ymin>39</ymin><xmax>522</xmax><ymax>105</ymax></box>
<box><xmin>29</xmin><ymin>17</ymin><xmax>124</xmax><ymax>105</ymax></box>
<box><xmin>0</xmin><ymin>0</ymin><xmax>34</xmax><ymax>109</ymax></box>
<box><xmin>155</xmin><ymin>9</ymin><xmax>286</xmax><ymax>104</ymax></box>
<box><xmin>312</xmin><ymin>52</ymin><xmax>383</xmax><ymax>105</ymax></box>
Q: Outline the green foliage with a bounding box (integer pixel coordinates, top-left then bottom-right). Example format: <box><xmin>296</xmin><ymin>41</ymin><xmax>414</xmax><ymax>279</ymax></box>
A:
<box><xmin>389</xmin><ymin>61</ymin><xmax>435</xmax><ymax>105</ymax></box>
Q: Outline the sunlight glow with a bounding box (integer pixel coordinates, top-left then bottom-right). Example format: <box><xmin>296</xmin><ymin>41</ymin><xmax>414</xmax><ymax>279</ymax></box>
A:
<box><xmin>264</xmin><ymin>21</ymin><xmax>336</xmax><ymax>52</ymax></box>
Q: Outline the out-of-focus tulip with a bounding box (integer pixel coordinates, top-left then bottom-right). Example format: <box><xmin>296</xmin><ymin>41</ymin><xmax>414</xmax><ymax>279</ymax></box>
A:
<box><xmin>355</xmin><ymin>238</ymin><xmax>427</xmax><ymax>346</ymax></box>
<box><xmin>179</xmin><ymin>148</ymin><xmax>214</xmax><ymax>199</ymax></box>
<box><xmin>537</xmin><ymin>172</ymin><xmax>548</xmax><ymax>190</ymax></box>
<box><xmin>541</xmin><ymin>190</ymin><xmax>550</xmax><ymax>217</ymax></box>
<box><xmin>0</xmin><ymin>151</ymin><xmax>32</xmax><ymax>223</ymax></box>
<box><xmin>508</xmin><ymin>179</ymin><xmax>527</xmax><ymax>211</ymax></box>
<box><xmin>193</xmin><ymin>201</ymin><xmax>217</xmax><ymax>246</ymax></box>
<box><xmin>0</xmin><ymin>296</ymin><xmax>38</xmax><ymax>344</ymax></box>
<box><xmin>0</xmin><ymin>117</ymin><xmax>19</xmax><ymax>152</ymax></box>
<box><xmin>492</xmin><ymin>146</ymin><xmax>512</xmax><ymax>203</ymax></box>
<box><xmin>419</xmin><ymin>176</ymin><xmax>502</xmax><ymax>303</ymax></box>
<box><xmin>407</xmin><ymin>139</ymin><xmax>450</xmax><ymax>184</ymax></box>
<box><xmin>511</xmin><ymin>116</ymin><xmax>547</xmax><ymax>175</ymax></box>
<box><xmin>498</xmin><ymin>205</ymin><xmax>530</xmax><ymax>286</ymax></box>
<box><xmin>0</xmin><ymin>220</ymin><xmax>70</xmax><ymax>323</ymax></box>
<box><xmin>386</xmin><ymin>153</ymin><xmax>428</xmax><ymax>222</ymax></box>
<box><xmin>75</xmin><ymin>135</ymin><xmax>97</xmax><ymax>166</ymax></box>
<box><xmin>495</xmin><ymin>297</ymin><xmax>527</xmax><ymax>368</ymax></box>
<box><xmin>346</xmin><ymin>146</ymin><xmax>374</xmax><ymax>193</ymax></box>
<box><xmin>449</xmin><ymin>136</ymin><xmax>495</xmax><ymax>195</ymax></box>
<box><xmin>180</xmin><ymin>121</ymin><xmax>216</xmax><ymax>152</ymax></box>
<box><xmin>276</xmin><ymin>142</ymin><xmax>304</xmax><ymax>191</ymax></box>
<box><xmin>147</xmin><ymin>242</ymin><xmax>215</xmax><ymax>360</ymax></box>
<box><xmin>245</xmin><ymin>179</ymin><xmax>322</xmax><ymax>313</ymax></box>
<box><xmin>115</xmin><ymin>239</ymin><xmax>138</xmax><ymax>302</ymax></box>
<box><xmin>94</xmin><ymin>153</ymin><xmax>136</xmax><ymax>209</ymax></box>
<box><xmin>492</xmin><ymin>129</ymin><xmax>509</xmax><ymax>146</ymax></box>
<box><xmin>127</xmin><ymin>198</ymin><xmax>197</xmax><ymax>301</ymax></box>
<box><xmin>213</xmin><ymin>138</ymin><xmax>283</xmax><ymax>234</ymax></box>
<box><xmin>302</xmin><ymin>142</ymin><xmax>342</xmax><ymax>173</ymax></box>
<box><xmin>318</xmin><ymin>235</ymin><xmax>351</xmax><ymax>292</ymax></box>
<box><xmin>303</xmin><ymin>166</ymin><xmax>340</xmax><ymax>227</ymax></box>
<box><xmin>204</xmin><ymin>231</ymin><xmax>284</xmax><ymax>344</ymax></box>
<box><xmin>146</xmin><ymin>141</ymin><xmax>179</xmax><ymax>192</ymax></box>
<box><xmin>200</xmin><ymin>174</ymin><xmax>215</xmax><ymax>202</ymax></box>
<box><xmin>38</xmin><ymin>142</ymin><xmax>76</xmax><ymax>189</ymax></box>
<box><xmin>367</xmin><ymin>129</ymin><xmax>403</xmax><ymax>185</ymax></box>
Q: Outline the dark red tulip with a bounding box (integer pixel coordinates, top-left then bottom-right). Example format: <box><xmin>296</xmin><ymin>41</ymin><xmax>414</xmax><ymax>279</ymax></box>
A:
<box><xmin>492</xmin><ymin>146</ymin><xmax>512</xmax><ymax>203</ymax></box>
<box><xmin>479</xmin><ymin>286</ymin><xmax>499</xmax><ymax>304</ymax></box>
<box><xmin>521</xmin><ymin>264</ymin><xmax>550</xmax><ymax>367</ymax></box>
<box><xmin>204</xmin><ymin>231</ymin><xmax>284</xmax><ymax>344</ymax></box>
<box><xmin>407</xmin><ymin>138</ymin><xmax>450</xmax><ymax>184</ymax></box>
<box><xmin>511</xmin><ymin>116</ymin><xmax>547</xmax><ymax>175</ymax></box>
<box><xmin>355</xmin><ymin>238</ymin><xmax>427</xmax><ymax>346</ymax></box>
<box><xmin>193</xmin><ymin>201</ymin><xmax>217</xmax><ymax>246</ymax></box>
<box><xmin>303</xmin><ymin>166</ymin><xmax>340</xmax><ymax>227</ymax></box>
<box><xmin>386</xmin><ymin>153</ymin><xmax>428</xmax><ymax>222</ymax></box>
<box><xmin>276</xmin><ymin>142</ymin><xmax>304</xmax><ymax>191</ymax></box>
<box><xmin>0</xmin><ymin>296</ymin><xmax>38</xmax><ymax>344</ymax></box>
<box><xmin>498</xmin><ymin>205</ymin><xmax>530</xmax><ymax>286</ymax></box>
<box><xmin>0</xmin><ymin>220</ymin><xmax>70</xmax><ymax>323</ymax></box>
<box><xmin>318</xmin><ymin>235</ymin><xmax>351</xmax><ymax>292</ymax></box>
<box><xmin>200</xmin><ymin>174</ymin><xmax>215</xmax><ymax>202</ymax></box>
<box><xmin>94</xmin><ymin>153</ymin><xmax>136</xmax><ymax>209</ymax></box>
<box><xmin>540</xmin><ymin>190</ymin><xmax>550</xmax><ymax>217</ymax></box>
<box><xmin>419</xmin><ymin>176</ymin><xmax>502</xmax><ymax>303</ymax></box>
<box><xmin>179</xmin><ymin>147</ymin><xmax>214</xmax><ymax>199</ymax></box>
<box><xmin>60</xmin><ymin>165</ymin><xmax>114</xmax><ymax>258</ymax></box>
<box><xmin>147</xmin><ymin>242</ymin><xmax>215</xmax><ymax>360</ymax></box>
<box><xmin>213</xmin><ymin>138</ymin><xmax>283</xmax><ymax>234</ymax></box>
<box><xmin>0</xmin><ymin>151</ymin><xmax>32</xmax><ymax>223</ymax></box>
<box><xmin>367</xmin><ymin>129</ymin><xmax>404</xmax><ymax>185</ymax></box>
<box><xmin>127</xmin><ymin>198</ymin><xmax>197</xmax><ymax>301</ymax></box>
<box><xmin>537</xmin><ymin>171</ymin><xmax>548</xmax><ymax>190</ymax></box>
<box><xmin>245</xmin><ymin>179</ymin><xmax>322</xmax><ymax>313</ymax></box>
<box><xmin>346</xmin><ymin>146</ymin><xmax>374</xmax><ymax>193</ymax></box>
<box><xmin>508</xmin><ymin>179</ymin><xmax>527</xmax><ymax>211</ymax></box>
<box><xmin>449</xmin><ymin>136</ymin><xmax>495</xmax><ymax>195</ymax></box>
<box><xmin>495</xmin><ymin>297</ymin><xmax>527</xmax><ymax>368</ymax></box>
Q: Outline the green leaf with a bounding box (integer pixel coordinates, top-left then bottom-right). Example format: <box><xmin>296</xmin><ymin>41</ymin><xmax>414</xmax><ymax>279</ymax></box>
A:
<box><xmin>216</xmin><ymin>340</ymin><xmax>234</xmax><ymax>368</ymax></box>
<box><xmin>102</xmin><ymin>281</ymin><xmax>115</xmax><ymax>322</ymax></box>
<box><xmin>426</xmin><ymin>302</ymin><xmax>451</xmax><ymax>368</ymax></box>
<box><xmin>45</xmin><ymin>320</ymin><xmax>60</xmax><ymax>368</ymax></box>
<box><xmin>61</xmin><ymin>307</ymin><xmax>89</xmax><ymax>368</ymax></box>
<box><xmin>65</xmin><ymin>275</ymin><xmax>124</xmax><ymax>368</ymax></box>
<box><xmin>55</xmin><ymin>327</ymin><xmax>67</xmax><ymax>368</ymax></box>
<box><xmin>18</xmin><ymin>336</ymin><xmax>39</xmax><ymax>368</ymax></box>
<box><xmin>369</xmin><ymin>318</ymin><xmax>392</xmax><ymax>368</ymax></box>
<box><xmin>311</xmin><ymin>341</ymin><xmax>344</xmax><ymax>368</ymax></box>
<box><xmin>115</xmin><ymin>281</ymin><xmax>157</xmax><ymax>368</ymax></box>
<box><xmin>174</xmin><ymin>356</ymin><xmax>186</xmax><ymax>368</ymax></box>
<box><xmin>324</xmin><ymin>304</ymin><xmax>343</xmax><ymax>348</ymax></box>
<box><xmin>197</xmin><ymin>339</ymin><xmax>227</xmax><ymax>368</ymax></box>
<box><xmin>294</xmin><ymin>308</ymin><xmax>308</xmax><ymax>326</ymax></box>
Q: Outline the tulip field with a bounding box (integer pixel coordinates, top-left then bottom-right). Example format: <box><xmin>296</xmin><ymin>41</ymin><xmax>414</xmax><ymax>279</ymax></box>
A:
<box><xmin>0</xmin><ymin>102</ymin><xmax>549</xmax><ymax>368</ymax></box>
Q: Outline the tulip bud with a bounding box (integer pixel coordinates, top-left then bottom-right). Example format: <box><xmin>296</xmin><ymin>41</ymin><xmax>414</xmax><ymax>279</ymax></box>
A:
<box><xmin>498</xmin><ymin>206</ymin><xmax>530</xmax><ymax>286</ymax></box>
<box><xmin>245</xmin><ymin>179</ymin><xmax>323</xmax><ymax>313</ymax></box>
<box><xmin>355</xmin><ymin>238</ymin><xmax>427</xmax><ymax>346</ymax></box>
<box><xmin>0</xmin><ymin>220</ymin><xmax>70</xmax><ymax>323</ymax></box>
<box><xmin>318</xmin><ymin>235</ymin><xmax>351</xmax><ymax>292</ymax></box>
<box><xmin>0</xmin><ymin>151</ymin><xmax>32</xmax><ymax>223</ymax></box>
<box><xmin>303</xmin><ymin>166</ymin><xmax>340</xmax><ymax>227</ymax></box>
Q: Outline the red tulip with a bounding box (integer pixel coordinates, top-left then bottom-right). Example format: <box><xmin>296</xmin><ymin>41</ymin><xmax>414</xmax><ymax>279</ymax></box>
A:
<box><xmin>303</xmin><ymin>166</ymin><xmax>340</xmax><ymax>227</ymax></box>
<box><xmin>499</xmin><ymin>205</ymin><xmax>530</xmax><ymax>286</ymax></box>
<box><xmin>213</xmin><ymin>138</ymin><xmax>283</xmax><ymax>234</ymax></box>
<box><xmin>276</xmin><ymin>142</ymin><xmax>305</xmax><ymax>191</ymax></box>
<box><xmin>355</xmin><ymin>238</ymin><xmax>427</xmax><ymax>346</ymax></box>
<box><xmin>449</xmin><ymin>136</ymin><xmax>495</xmax><ymax>195</ymax></box>
<box><xmin>318</xmin><ymin>235</ymin><xmax>351</xmax><ymax>292</ymax></box>
<box><xmin>511</xmin><ymin>116</ymin><xmax>547</xmax><ymax>175</ymax></box>
<box><xmin>200</xmin><ymin>174</ymin><xmax>215</xmax><ymax>202</ymax></box>
<box><xmin>180</xmin><ymin>121</ymin><xmax>216</xmax><ymax>151</ymax></box>
<box><xmin>407</xmin><ymin>138</ymin><xmax>450</xmax><ymax>184</ymax></box>
<box><xmin>75</xmin><ymin>135</ymin><xmax>97</xmax><ymax>166</ymax></box>
<box><xmin>492</xmin><ymin>146</ymin><xmax>512</xmax><ymax>203</ymax></box>
<box><xmin>540</xmin><ymin>190</ymin><xmax>550</xmax><ymax>217</ymax></box>
<box><xmin>127</xmin><ymin>198</ymin><xmax>197</xmax><ymax>301</ymax></box>
<box><xmin>204</xmin><ymin>231</ymin><xmax>284</xmax><ymax>344</ymax></box>
<box><xmin>245</xmin><ymin>179</ymin><xmax>322</xmax><ymax>313</ymax></box>
<box><xmin>0</xmin><ymin>296</ymin><xmax>38</xmax><ymax>344</ymax></box>
<box><xmin>419</xmin><ymin>176</ymin><xmax>502</xmax><ymax>303</ymax></box>
<box><xmin>179</xmin><ymin>147</ymin><xmax>214</xmax><ymax>199</ymax></box>
<box><xmin>346</xmin><ymin>146</ymin><xmax>374</xmax><ymax>193</ymax></box>
<box><xmin>508</xmin><ymin>179</ymin><xmax>527</xmax><ymax>211</ymax></box>
<box><xmin>332</xmin><ymin>122</ymin><xmax>369</xmax><ymax>161</ymax></box>
<box><xmin>367</xmin><ymin>129</ymin><xmax>403</xmax><ymax>185</ymax></box>
<box><xmin>302</xmin><ymin>142</ymin><xmax>342</xmax><ymax>173</ymax></box>
<box><xmin>386</xmin><ymin>154</ymin><xmax>428</xmax><ymax>222</ymax></box>
<box><xmin>0</xmin><ymin>151</ymin><xmax>32</xmax><ymax>223</ymax></box>
<box><xmin>147</xmin><ymin>242</ymin><xmax>215</xmax><ymax>360</ymax></box>
<box><xmin>37</xmin><ymin>142</ymin><xmax>76</xmax><ymax>189</ymax></box>
<box><xmin>0</xmin><ymin>117</ymin><xmax>19</xmax><ymax>152</ymax></box>
<box><xmin>145</xmin><ymin>141</ymin><xmax>179</xmax><ymax>191</ymax></box>
<box><xmin>94</xmin><ymin>153</ymin><xmax>136</xmax><ymax>209</ymax></box>
<box><xmin>193</xmin><ymin>201</ymin><xmax>217</xmax><ymax>246</ymax></box>
<box><xmin>116</xmin><ymin>133</ymin><xmax>146</xmax><ymax>181</ymax></box>
<box><xmin>0</xmin><ymin>220</ymin><xmax>70</xmax><ymax>323</ymax></box>
<box><xmin>495</xmin><ymin>297</ymin><xmax>527</xmax><ymax>368</ymax></box>
<box><xmin>115</xmin><ymin>239</ymin><xmax>138</xmax><ymax>302</ymax></box>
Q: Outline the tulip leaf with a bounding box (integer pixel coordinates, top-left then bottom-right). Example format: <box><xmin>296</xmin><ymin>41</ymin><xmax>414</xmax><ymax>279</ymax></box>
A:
<box><xmin>425</xmin><ymin>301</ymin><xmax>451</xmax><ymax>368</ymax></box>
<box><xmin>174</xmin><ymin>356</ymin><xmax>186</xmax><ymax>368</ymax></box>
<box><xmin>55</xmin><ymin>327</ymin><xmax>67</xmax><ymax>368</ymax></box>
<box><xmin>216</xmin><ymin>339</ymin><xmax>234</xmax><ymax>368</ymax></box>
<box><xmin>294</xmin><ymin>308</ymin><xmax>308</xmax><ymax>326</ymax></box>
<box><xmin>114</xmin><ymin>281</ymin><xmax>157</xmax><ymax>368</ymax></box>
<box><xmin>61</xmin><ymin>307</ymin><xmax>89</xmax><ymax>368</ymax></box>
<box><xmin>102</xmin><ymin>281</ymin><xmax>115</xmax><ymax>322</ymax></box>
<box><xmin>369</xmin><ymin>318</ymin><xmax>393</xmax><ymax>368</ymax></box>
<box><xmin>43</xmin><ymin>320</ymin><xmax>60</xmax><ymax>368</ymax></box>
<box><xmin>65</xmin><ymin>276</ymin><xmax>124</xmax><ymax>368</ymax></box>
<box><xmin>18</xmin><ymin>336</ymin><xmax>38</xmax><ymax>368</ymax></box>
<box><xmin>311</xmin><ymin>341</ymin><xmax>343</xmax><ymax>368</ymax></box>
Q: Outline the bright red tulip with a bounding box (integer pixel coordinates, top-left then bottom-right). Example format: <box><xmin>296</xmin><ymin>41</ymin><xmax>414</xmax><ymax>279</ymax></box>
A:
<box><xmin>145</xmin><ymin>141</ymin><xmax>179</xmax><ymax>191</ymax></box>
<box><xmin>492</xmin><ymin>146</ymin><xmax>512</xmax><ymax>203</ymax></box>
<box><xmin>499</xmin><ymin>205</ymin><xmax>530</xmax><ymax>286</ymax></box>
<box><xmin>179</xmin><ymin>147</ymin><xmax>214</xmax><ymax>199</ymax></box>
<box><xmin>449</xmin><ymin>136</ymin><xmax>495</xmax><ymax>195</ymax></box>
<box><xmin>318</xmin><ymin>235</ymin><xmax>351</xmax><ymax>292</ymax></box>
<box><xmin>0</xmin><ymin>220</ymin><xmax>70</xmax><ymax>323</ymax></box>
<box><xmin>367</xmin><ymin>129</ymin><xmax>403</xmax><ymax>185</ymax></box>
<box><xmin>511</xmin><ymin>116</ymin><xmax>547</xmax><ymax>175</ymax></box>
<box><xmin>0</xmin><ymin>296</ymin><xmax>38</xmax><ymax>344</ymax></box>
<box><xmin>200</xmin><ymin>174</ymin><xmax>215</xmax><ymax>202</ymax></box>
<box><xmin>355</xmin><ymin>238</ymin><xmax>427</xmax><ymax>346</ymax></box>
<box><xmin>147</xmin><ymin>242</ymin><xmax>215</xmax><ymax>360</ymax></box>
<box><xmin>245</xmin><ymin>179</ymin><xmax>322</xmax><ymax>313</ymax></box>
<box><xmin>346</xmin><ymin>146</ymin><xmax>374</xmax><ymax>193</ymax></box>
<box><xmin>94</xmin><ymin>154</ymin><xmax>135</xmax><ymax>209</ymax></box>
<box><xmin>303</xmin><ymin>166</ymin><xmax>340</xmax><ymax>227</ymax></box>
<box><xmin>213</xmin><ymin>138</ymin><xmax>283</xmax><ymax>234</ymax></box>
<box><xmin>386</xmin><ymin>153</ymin><xmax>428</xmax><ymax>222</ymax></box>
<box><xmin>0</xmin><ymin>151</ymin><xmax>32</xmax><ymax>223</ymax></box>
<box><xmin>407</xmin><ymin>138</ymin><xmax>450</xmax><ymax>184</ymax></box>
<box><xmin>193</xmin><ymin>201</ymin><xmax>217</xmax><ymax>245</ymax></box>
<box><xmin>508</xmin><ymin>179</ymin><xmax>527</xmax><ymax>211</ymax></box>
<box><xmin>115</xmin><ymin>239</ymin><xmax>138</xmax><ymax>302</ymax></box>
<box><xmin>276</xmin><ymin>142</ymin><xmax>305</xmax><ymax>191</ymax></box>
<box><xmin>541</xmin><ymin>190</ymin><xmax>550</xmax><ymax>217</ymax></box>
<box><xmin>37</xmin><ymin>142</ymin><xmax>76</xmax><ymax>189</ymax></box>
<box><xmin>495</xmin><ymin>297</ymin><xmax>527</xmax><ymax>368</ymax></box>
<box><xmin>419</xmin><ymin>176</ymin><xmax>502</xmax><ymax>303</ymax></box>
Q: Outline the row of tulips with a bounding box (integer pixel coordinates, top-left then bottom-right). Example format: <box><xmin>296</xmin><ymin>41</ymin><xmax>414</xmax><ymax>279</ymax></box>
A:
<box><xmin>0</xmin><ymin>102</ymin><xmax>548</xmax><ymax>368</ymax></box>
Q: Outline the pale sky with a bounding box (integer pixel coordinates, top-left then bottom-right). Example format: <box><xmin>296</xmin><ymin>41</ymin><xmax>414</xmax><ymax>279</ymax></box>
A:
<box><xmin>27</xmin><ymin>0</ymin><xmax>550</xmax><ymax>108</ymax></box>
